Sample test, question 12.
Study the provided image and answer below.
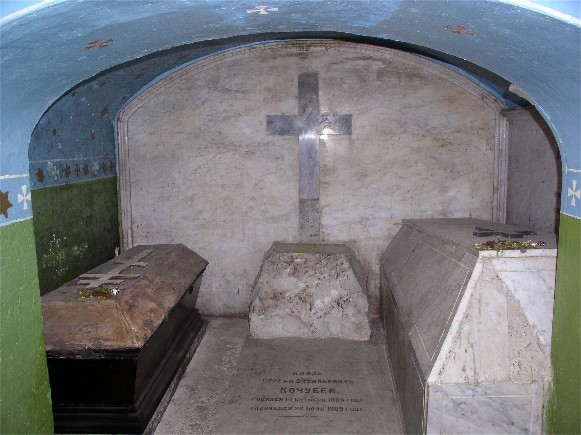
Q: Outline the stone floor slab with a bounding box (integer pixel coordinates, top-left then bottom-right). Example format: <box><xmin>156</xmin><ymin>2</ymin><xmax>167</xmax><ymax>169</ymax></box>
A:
<box><xmin>154</xmin><ymin>318</ymin><xmax>248</xmax><ymax>434</ymax></box>
<box><xmin>156</xmin><ymin>318</ymin><xmax>402</xmax><ymax>434</ymax></box>
<box><xmin>215</xmin><ymin>336</ymin><xmax>402</xmax><ymax>434</ymax></box>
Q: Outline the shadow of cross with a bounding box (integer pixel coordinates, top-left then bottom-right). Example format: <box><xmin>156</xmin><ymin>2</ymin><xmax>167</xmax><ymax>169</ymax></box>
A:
<box><xmin>77</xmin><ymin>249</ymin><xmax>153</xmax><ymax>288</ymax></box>
<box><xmin>267</xmin><ymin>72</ymin><xmax>352</xmax><ymax>242</ymax></box>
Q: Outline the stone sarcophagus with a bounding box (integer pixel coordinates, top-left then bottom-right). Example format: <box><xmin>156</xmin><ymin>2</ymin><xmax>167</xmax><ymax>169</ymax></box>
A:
<box><xmin>380</xmin><ymin>218</ymin><xmax>556</xmax><ymax>434</ymax></box>
<box><xmin>42</xmin><ymin>244</ymin><xmax>208</xmax><ymax>433</ymax></box>
<box><xmin>249</xmin><ymin>243</ymin><xmax>371</xmax><ymax>340</ymax></box>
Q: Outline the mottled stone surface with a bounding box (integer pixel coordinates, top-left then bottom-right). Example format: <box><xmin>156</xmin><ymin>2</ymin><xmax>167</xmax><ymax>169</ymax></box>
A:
<box><xmin>157</xmin><ymin>318</ymin><xmax>403</xmax><ymax>434</ymax></box>
<box><xmin>155</xmin><ymin>318</ymin><xmax>248</xmax><ymax>435</ymax></box>
<box><xmin>250</xmin><ymin>243</ymin><xmax>370</xmax><ymax>340</ymax></box>
<box><xmin>42</xmin><ymin>244</ymin><xmax>208</xmax><ymax>353</ymax></box>
<box><xmin>380</xmin><ymin>218</ymin><xmax>556</xmax><ymax>434</ymax></box>
<box><xmin>215</xmin><ymin>335</ymin><xmax>402</xmax><ymax>433</ymax></box>
<box><xmin>120</xmin><ymin>41</ymin><xmax>502</xmax><ymax>317</ymax></box>
<box><xmin>505</xmin><ymin>108</ymin><xmax>560</xmax><ymax>233</ymax></box>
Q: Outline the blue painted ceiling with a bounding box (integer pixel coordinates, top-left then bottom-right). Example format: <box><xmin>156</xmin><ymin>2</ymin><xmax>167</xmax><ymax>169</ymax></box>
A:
<box><xmin>1</xmin><ymin>0</ymin><xmax>580</xmax><ymax>219</ymax></box>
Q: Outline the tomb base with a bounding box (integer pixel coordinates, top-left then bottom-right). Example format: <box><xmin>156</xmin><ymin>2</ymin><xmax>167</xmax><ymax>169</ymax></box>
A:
<box><xmin>380</xmin><ymin>218</ymin><xmax>556</xmax><ymax>434</ymax></box>
<box><xmin>249</xmin><ymin>243</ymin><xmax>370</xmax><ymax>340</ymax></box>
<box><xmin>42</xmin><ymin>244</ymin><xmax>208</xmax><ymax>433</ymax></box>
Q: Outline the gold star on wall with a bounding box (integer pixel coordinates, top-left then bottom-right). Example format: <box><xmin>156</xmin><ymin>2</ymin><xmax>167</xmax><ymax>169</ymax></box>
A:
<box><xmin>0</xmin><ymin>190</ymin><xmax>13</xmax><ymax>218</ymax></box>
<box><xmin>36</xmin><ymin>168</ymin><xmax>45</xmax><ymax>183</ymax></box>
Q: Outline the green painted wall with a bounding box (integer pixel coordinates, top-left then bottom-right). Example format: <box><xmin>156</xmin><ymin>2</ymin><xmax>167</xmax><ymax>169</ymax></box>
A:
<box><xmin>547</xmin><ymin>213</ymin><xmax>581</xmax><ymax>434</ymax></box>
<box><xmin>31</xmin><ymin>177</ymin><xmax>120</xmax><ymax>294</ymax></box>
<box><xmin>0</xmin><ymin>177</ymin><xmax>118</xmax><ymax>431</ymax></box>
<box><xmin>0</xmin><ymin>219</ymin><xmax>53</xmax><ymax>433</ymax></box>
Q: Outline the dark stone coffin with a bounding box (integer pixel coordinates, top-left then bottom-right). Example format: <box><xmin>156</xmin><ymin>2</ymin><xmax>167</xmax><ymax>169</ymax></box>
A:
<box><xmin>41</xmin><ymin>244</ymin><xmax>208</xmax><ymax>433</ymax></box>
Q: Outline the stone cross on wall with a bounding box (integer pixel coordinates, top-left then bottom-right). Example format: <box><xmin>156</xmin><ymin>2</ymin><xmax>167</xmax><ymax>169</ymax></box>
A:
<box><xmin>267</xmin><ymin>72</ymin><xmax>352</xmax><ymax>242</ymax></box>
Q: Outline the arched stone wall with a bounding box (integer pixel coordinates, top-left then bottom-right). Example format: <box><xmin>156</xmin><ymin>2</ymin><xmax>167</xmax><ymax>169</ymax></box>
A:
<box><xmin>119</xmin><ymin>41</ymin><xmax>504</xmax><ymax>315</ymax></box>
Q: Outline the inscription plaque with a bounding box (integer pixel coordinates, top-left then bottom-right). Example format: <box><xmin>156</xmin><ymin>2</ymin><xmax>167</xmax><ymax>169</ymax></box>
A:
<box><xmin>249</xmin><ymin>371</ymin><xmax>365</xmax><ymax>417</ymax></box>
<box><xmin>215</xmin><ymin>337</ymin><xmax>402</xmax><ymax>433</ymax></box>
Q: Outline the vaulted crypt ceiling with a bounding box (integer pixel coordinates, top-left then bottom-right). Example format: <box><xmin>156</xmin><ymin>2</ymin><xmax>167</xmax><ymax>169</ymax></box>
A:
<box><xmin>1</xmin><ymin>0</ymin><xmax>580</xmax><ymax>223</ymax></box>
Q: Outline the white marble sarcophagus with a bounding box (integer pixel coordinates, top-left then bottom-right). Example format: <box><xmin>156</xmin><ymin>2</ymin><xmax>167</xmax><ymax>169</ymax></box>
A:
<box><xmin>42</xmin><ymin>244</ymin><xmax>208</xmax><ymax>433</ymax></box>
<box><xmin>380</xmin><ymin>218</ymin><xmax>556</xmax><ymax>434</ymax></box>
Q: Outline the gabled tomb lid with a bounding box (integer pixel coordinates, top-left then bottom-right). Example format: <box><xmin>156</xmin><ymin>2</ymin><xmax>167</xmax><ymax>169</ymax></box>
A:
<box><xmin>402</xmin><ymin>218</ymin><xmax>556</xmax><ymax>255</ymax></box>
<box><xmin>42</xmin><ymin>244</ymin><xmax>208</xmax><ymax>355</ymax></box>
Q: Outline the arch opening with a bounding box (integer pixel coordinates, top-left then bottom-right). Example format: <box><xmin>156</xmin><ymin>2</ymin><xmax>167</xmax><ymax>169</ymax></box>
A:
<box><xmin>115</xmin><ymin>39</ymin><xmax>560</xmax><ymax>316</ymax></box>
<box><xmin>27</xmin><ymin>35</ymin><xmax>562</xmax><ymax>305</ymax></box>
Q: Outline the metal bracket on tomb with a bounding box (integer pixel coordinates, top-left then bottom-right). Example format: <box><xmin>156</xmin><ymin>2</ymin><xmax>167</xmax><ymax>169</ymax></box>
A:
<box><xmin>267</xmin><ymin>71</ymin><xmax>352</xmax><ymax>242</ymax></box>
<box><xmin>77</xmin><ymin>249</ymin><xmax>153</xmax><ymax>288</ymax></box>
<box><xmin>473</xmin><ymin>227</ymin><xmax>537</xmax><ymax>239</ymax></box>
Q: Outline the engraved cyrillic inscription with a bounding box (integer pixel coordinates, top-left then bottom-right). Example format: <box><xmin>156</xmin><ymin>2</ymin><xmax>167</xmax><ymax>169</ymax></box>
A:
<box><xmin>250</xmin><ymin>370</ymin><xmax>364</xmax><ymax>417</ymax></box>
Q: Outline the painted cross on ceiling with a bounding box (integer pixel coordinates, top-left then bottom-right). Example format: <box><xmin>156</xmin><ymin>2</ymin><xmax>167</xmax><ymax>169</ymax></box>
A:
<box><xmin>247</xmin><ymin>5</ymin><xmax>278</xmax><ymax>14</ymax></box>
<box><xmin>568</xmin><ymin>179</ymin><xmax>580</xmax><ymax>206</ymax></box>
<box><xmin>17</xmin><ymin>185</ymin><xmax>31</xmax><ymax>210</ymax></box>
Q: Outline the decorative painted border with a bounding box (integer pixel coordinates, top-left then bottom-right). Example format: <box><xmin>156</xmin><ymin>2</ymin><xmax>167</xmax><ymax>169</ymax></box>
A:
<box><xmin>0</xmin><ymin>156</ymin><xmax>117</xmax><ymax>226</ymax></box>
<box><xmin>0</xmin><ymin>174</ymin><xmax>33</xmax><ymax>226</ymax></box>
<box><xmin>29</xmin><ymin>156</ymin><xmax>116</xmax><ymax>190</ymax></box>
<box><xmin>563</xmin><ymin>163</ymin><xmax>581</xmax><ymax>217</ymax></box>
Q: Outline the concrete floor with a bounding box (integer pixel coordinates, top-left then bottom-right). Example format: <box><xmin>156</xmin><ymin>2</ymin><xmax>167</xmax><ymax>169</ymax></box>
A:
<box><xmin>155</xmin><ymin>317</ymin><xmax>403</xmax><ymax>434</ymax></box>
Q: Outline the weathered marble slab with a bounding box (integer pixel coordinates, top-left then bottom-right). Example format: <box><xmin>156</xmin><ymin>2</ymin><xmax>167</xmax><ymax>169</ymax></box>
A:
<box><xmin>426</xmin><ymin>383</ymin><xmax>545</xmax><ymax>434</ymax></box>
<box><xmin>380</xmin><ymin>218</ymin><xmax>556</xmax><ymax>434</ymax></box>
<box><xmin>43</xmin><ymin>244</ymin><xmax>208</xmax><ymax>353</ymax></box>
<box><xmin>249</xmin><ymin>243</ymin><xmax>371</xmax><ymax>340</ymax></box>
<box><xmin>215</xmin><ymin>337</ymin><xmax>403</xmax><ymax>434</ymax></box>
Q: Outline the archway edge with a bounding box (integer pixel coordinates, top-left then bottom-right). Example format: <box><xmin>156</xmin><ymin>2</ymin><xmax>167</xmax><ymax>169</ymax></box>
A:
<box><xmin>1</xmin><ymin>0</ymin><xmax>579</xmax><ymax>221</ymax></box>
